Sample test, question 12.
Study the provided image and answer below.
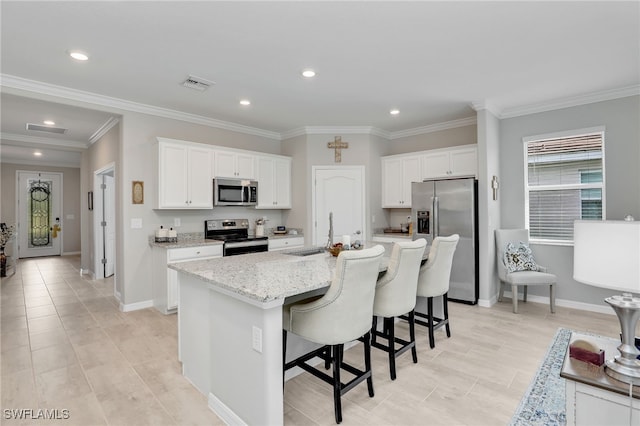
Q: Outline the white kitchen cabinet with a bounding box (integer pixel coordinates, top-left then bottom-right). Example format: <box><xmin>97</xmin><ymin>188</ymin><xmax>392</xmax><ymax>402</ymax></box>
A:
<box><xmin>268</xmin><ymin>236</ymin><xmax>304</xmax><ymax>251</ymax></box>
<box><xmin>152</xmin><ymin>244</ymin><xmax>223</xmax><ymax>314</ymax></box>
<box><xmin>382</xmin><ymin>156</ymin><xmax>421</xmax><ymax>208</ymax></box>
<box><xmin>256</xmin><ymin>155</ymin><xmax>292</xmax><ymax>209</ymax></box>
<box><xmin>214</xmin><ymin>150</ymin><xmax>255</xmax><ymax>179</ymax></box>
<box><xmin>157</xmin><ymin>140</ymin><xmax>213</xmax><ymax>209</ymax></box>
<box><xmin>422</xmin><ymin>146</ymin><xmax>477</xmax><ymax>179</ymax></box>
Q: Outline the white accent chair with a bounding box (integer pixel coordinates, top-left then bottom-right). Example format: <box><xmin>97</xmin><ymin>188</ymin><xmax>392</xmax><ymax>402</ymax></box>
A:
<box><xmin>414</xmin><ymin>234</ymin><xmax>459</xmax><ymax>349</ymax></box>
<box><xmin>371</xmin><ymin>239</ymin><xmax>427</xmax><ymax>380</ymax></box>
<box><xmin>282</xmin><ymin>245</ymin><xmax>385</xmax><ymax>424</ymax></box>
<box><xmin>495</xmin><ymin>229</ymin><xmax>556</xmax><ymax>314</ymax></box>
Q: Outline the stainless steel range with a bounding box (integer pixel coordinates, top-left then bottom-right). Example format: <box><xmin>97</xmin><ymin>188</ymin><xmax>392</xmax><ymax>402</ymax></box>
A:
<box><xmin>204</xmin><ymin>219</ymin><xmax>268</xmax><ymax>256</ymax></box>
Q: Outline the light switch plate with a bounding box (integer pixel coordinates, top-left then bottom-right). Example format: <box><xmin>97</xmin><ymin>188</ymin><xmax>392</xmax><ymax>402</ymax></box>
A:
<box><xmin>252</xmin><ymin>326</ymin><xmax>262</xmax><ymax>353</ymax></box>
<box><xmin>131</xmin><ymin>218</ymin><xmax>143</xmax><ymax>229</ymax></box>
<box><xmin>174</xmin><ymin>218</ymin><xmax>181</xmax><ymax>227</ymax></box>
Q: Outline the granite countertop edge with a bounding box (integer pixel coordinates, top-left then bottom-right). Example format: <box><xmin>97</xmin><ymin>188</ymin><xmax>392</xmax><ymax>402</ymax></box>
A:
<box><xmin>168</xmin><ymin>242</ymin><xmax>398</xmax><ymax>305</ymax></box>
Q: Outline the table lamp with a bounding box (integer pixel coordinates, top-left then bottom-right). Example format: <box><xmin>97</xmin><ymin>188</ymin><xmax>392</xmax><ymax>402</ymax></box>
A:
<box><xmin>573</xmin><ymin>219</ymin><xmax>640</xmax><ymax>385</ymax></box>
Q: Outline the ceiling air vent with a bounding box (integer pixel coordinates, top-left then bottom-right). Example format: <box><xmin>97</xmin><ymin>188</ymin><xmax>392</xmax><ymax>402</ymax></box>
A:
<box><xmin>26</xmin><ymin>123</ymin><xmax>68</xmax><ymax>134</ymax></box>
<box><xmin>182</xmin><ymin>75</ymin><xmax>215</xmax><ymax>91</ymax></box>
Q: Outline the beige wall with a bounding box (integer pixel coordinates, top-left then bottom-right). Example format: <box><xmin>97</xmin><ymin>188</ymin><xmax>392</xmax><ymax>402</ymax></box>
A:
<box><xmin>117</xmin><ymin>111</ymin><xmax>283</xmax><ymax>306</ymax></box>
<box><xmin>81</xmin><ymin>121</ymin><xmax>120</xmax><ymax>285</ymax></box>
<box><xmin>281</xmin><ymin>134</ymin><xmax>308</xmax><ymax>240</ymax></box>
<box><xmin>0</xmin><ymin>163</ymin><xmax>81</xmax><ymax>254</ymax></box>
<box><xmin>387</xmin><ymin>124</ymin><xmax>477</xmax><ymax>155</ymax></box>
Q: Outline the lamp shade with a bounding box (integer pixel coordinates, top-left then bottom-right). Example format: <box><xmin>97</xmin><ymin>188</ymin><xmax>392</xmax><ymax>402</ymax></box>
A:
<box><xmin>573</xmin><ymin>220</ymin><xmax>640</xmax><ymax>293</ymax></box>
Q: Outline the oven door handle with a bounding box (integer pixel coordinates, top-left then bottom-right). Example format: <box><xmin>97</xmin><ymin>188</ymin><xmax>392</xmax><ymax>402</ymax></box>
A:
<box><xmin>225</xmin><ymin>240</ymin><xmax>268</xmax><ymax>249</ymax></box>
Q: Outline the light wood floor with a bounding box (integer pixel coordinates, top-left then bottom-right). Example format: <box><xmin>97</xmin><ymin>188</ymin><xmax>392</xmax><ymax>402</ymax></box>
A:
<box><xmin>1</xmin><ymin>255</ymin><xmax>623</xmax><ymax>425</ymax></box>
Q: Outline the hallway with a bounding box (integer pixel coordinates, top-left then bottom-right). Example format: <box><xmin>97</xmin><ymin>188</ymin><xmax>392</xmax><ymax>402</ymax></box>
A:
<box><xmin>1</xmin><ymin>255</ymin><xmax>223</xmax><ymax>425</ymax></box>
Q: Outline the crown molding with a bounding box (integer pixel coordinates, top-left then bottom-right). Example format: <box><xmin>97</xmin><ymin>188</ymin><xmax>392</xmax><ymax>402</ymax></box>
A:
<box><xmin>0</xmin><ymin>132</ymin><xmax>87</xmax><ymax>151</ymax></box>
<box><xmin>498</xmin><ymin>85</ymin><xmax>640</xmax><ymax>119</ymax></box>
<box><xmin>89</xmin><ymin>117</ymin><xmax>120</xmax><ymax>145</ymax></box>
<box><xmin>0</xmin><ymin>74</ymin><xmax>281</xmax><ymax>141</ymax></box>
<box><xmin>3</xmin><ymin>74</ymin><xmax>638</xmax><ymax>143</ymax></box>
<box><xmin>0</xmin><ymin>157</ymin><xmax>80</xmax><ymax>168</ymax></box>
<box><xmin>281</xmin><ymin>126</ymin><xmax>391</xmax><ymax>140</ymax></box>
<box><xmin>389</xmin><ymin>116</ymin><xmax>477</xmax><ymax>140</ymax></box>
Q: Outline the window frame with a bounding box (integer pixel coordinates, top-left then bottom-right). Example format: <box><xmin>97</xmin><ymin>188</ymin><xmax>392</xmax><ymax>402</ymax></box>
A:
<box><xmin>523</xmin><ymin>126</ymin><xmax>606</xmax><ymax>246</ymax></box>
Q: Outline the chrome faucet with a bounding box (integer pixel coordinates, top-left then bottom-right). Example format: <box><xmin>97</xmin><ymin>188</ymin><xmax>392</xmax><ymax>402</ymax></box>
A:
<box><xmin>326</xmin><ymin>212</ymin><xmax>334</xmax><ymax>249</ymax></box>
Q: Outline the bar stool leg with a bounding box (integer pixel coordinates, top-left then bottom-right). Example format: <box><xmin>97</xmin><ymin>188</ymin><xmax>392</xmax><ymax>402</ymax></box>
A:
<box><xmin>443</xmin><ymin>293</ymin><xmax>451</xmax><ymax>338</ymax></box>
<box><xmin>332</xmin><ymin>344</ymin><xmax>343</xmax><ymax>424</ymax></box>
<box><xmin>408</xmin><ymin>310</ymin><xmax>418</xmax><ymax>363</ymax></box>
<box><xmin>282</xmin><ymin>330</ymin><xmax>287</xmax><ymax>388</ymax></box>
<box><xmin>385</xmin><ymin>317</ymin><xmax>397</xmax><ymax>380</ymax></box>
<box><xmin>363</xmin><ymin>331</ymin><xmax>374</xmax><ymax>397</ymax></box>
<box><xmin>427</xmin><ymin>297</ymin><xmax>435</xmax><ymax>349</ymax></box>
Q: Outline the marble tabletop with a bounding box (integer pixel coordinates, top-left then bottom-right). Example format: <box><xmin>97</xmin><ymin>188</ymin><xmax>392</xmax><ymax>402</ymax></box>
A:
<box><xmin>168</xmin><ymin>242</ymin><xmax>399</xmax><ymax>306</ymax></box>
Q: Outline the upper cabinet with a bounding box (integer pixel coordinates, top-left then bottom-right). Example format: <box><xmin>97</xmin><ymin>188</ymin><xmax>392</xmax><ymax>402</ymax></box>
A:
<box><xmin>381</xmin><ymin>145</ymin><xmax>477</xmax><ymax>209</ymax></box>
<box><xmin>382</xmin><ymin>156</ymin><xmax>421</xmax><ymax>208</ymax></box>
<box><xmin>214</xmin><ymin>151</ymin><xmax>255</xmax><ymax>179</ymax></box>
<box><xmin>256</xmin><ymin>155</ymin><xmax>292</xmax><ymax>209</ymax></box>
<box><xmin>157</xmin><ymin>139</ymin><xmax>213</xmax><ymax>209</ymax></box>
<box><xmin>155</xmin><ymin>137</ymin><xmax>293</xmax><ymax>210</ymax></box>
<box><xmin>422</xmin><ymin>146</ymin><xmax>477</xmax><ymax>179</ymax></box>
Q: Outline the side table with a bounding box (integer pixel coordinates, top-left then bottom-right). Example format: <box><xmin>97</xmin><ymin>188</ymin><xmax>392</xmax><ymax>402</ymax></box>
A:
<box><xmin>561</xmin><ymin>331</ymin><xmax>640</xmax><ymax>425</ymax></box>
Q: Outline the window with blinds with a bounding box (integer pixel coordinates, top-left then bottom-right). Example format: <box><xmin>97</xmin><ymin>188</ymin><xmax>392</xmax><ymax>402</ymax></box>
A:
<box><xmin>524</xmin><ymin>129</ymin><xmax>605</xmax><ymax>243</ymax></box>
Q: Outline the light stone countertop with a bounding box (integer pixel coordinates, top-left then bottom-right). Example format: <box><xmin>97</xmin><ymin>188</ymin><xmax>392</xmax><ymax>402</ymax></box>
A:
<box><xmin>149</xmin><ymin>231</ymin><xmax>303</xmax><ymax>248</ymax></box>
<box><xmin>168</xmin><ymin>242</ymin><xmax>396</xmax><ymax>306</ymax></box>
<box><xmin>148</xmin><ymin>234</ymin><xmax>223</xmax><ymax>249</ymax></box>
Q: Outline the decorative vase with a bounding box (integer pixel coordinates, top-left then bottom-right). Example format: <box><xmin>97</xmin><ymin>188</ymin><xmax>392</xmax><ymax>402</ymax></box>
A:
<box><xmin>0</xmin><ymin>246</ymin><xmax>6</xmax><ymax>278</ymax></box>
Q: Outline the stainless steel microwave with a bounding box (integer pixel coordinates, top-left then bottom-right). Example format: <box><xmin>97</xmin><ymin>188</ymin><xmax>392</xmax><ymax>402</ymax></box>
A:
<box><xmin>213</xmin><ymin>178</ymin><xmax>258</xmax><ymax>206</ymax></box>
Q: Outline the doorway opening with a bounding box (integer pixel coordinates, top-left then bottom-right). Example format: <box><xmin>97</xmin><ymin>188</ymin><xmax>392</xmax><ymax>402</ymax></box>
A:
<box><xmin>93</xmin><ymin>164</ymin><xmax>116</xmax><ymax>287</ymax></box>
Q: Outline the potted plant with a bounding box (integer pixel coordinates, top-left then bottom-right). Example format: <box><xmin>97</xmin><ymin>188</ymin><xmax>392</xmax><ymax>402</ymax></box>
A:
<box><xmin>0</xmin><ymin>223</ymin><xmax>15</xmax><ymax>277</ymax></box>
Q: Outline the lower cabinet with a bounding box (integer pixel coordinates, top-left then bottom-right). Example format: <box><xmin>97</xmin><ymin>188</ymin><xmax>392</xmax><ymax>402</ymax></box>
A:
<box><xmin>268</xmin><ymin>236</ymin><xmax>304</xmax><ymax>251</ymax></box>
<box><xmin>152</xmin><ymin>244</ymin><xmax>223</xmax><ymax>314</ymax></box>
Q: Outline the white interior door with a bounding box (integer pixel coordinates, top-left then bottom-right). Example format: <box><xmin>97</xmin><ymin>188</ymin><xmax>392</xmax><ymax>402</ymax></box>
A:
<box><xmin>313</xmin><ymin>166</ymin><xmax>365</xmax><ymax>246</ymax></box>
<box><xmin>17</xmin><ymin>172</ymin><xmax>62</xmax><ymax>258</ymax></box>
<box><xmin>94</xmin><ymin>166</ymin><xmax>116</xmax><ymax>280</ymax></box>
<box><xmin>103</xmin><ymin>175</ymin><xmax>115</xmax><ymax>277</ymax></box>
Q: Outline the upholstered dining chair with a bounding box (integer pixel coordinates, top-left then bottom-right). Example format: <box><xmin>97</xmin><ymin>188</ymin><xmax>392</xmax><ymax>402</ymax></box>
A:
<box><xmin>495</xmin><ymin>229</ymin><xmax>556</xmax><ymax>314</ymax></box>
<box><xmin>371</xmin><ymin>238</ymin><xmax>427</xmax><ymax>380</ymax></box>
<box><xmin>413</xmin><ymin>234</ymin><xmax>459</xmax><ymax>349</ymax></box>
<box><xmin>282</xmin><ymin>245</ymin><xmax>385</xmax><ymax>424</ymax></box>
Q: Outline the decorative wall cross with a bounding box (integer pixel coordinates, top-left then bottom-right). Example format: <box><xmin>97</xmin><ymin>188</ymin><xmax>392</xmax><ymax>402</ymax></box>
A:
<box><xmin>327</xmin><ymin>136</ymin><xmax>349</xmax><ymax>163</ymax></box>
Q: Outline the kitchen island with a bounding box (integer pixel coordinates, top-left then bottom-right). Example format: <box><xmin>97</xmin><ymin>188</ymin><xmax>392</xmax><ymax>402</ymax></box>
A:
<box><xmin>169</xmin><ymin>243</ymin><xmax>395</xmax><ymax>425</ymax></box>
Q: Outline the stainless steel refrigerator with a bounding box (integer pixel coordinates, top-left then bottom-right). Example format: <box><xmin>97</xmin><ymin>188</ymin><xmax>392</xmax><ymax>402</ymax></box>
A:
<box><xmin>411</xmin><ymin>177</ymin><xmax>478</xmax><ymax>304</ymax></box>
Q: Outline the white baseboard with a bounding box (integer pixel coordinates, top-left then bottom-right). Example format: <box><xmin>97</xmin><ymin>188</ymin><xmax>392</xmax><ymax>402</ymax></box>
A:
<box><xmin>119</xmin><ymin>299</ymin><xmax>153</xmax><ymax>312</ymax></box>
<box><xmin>500</xmin><ymin>290</ymin><xmax>614</xmax><ymax>315</ymax></box>
<box><xmin>208</xmin><ymin>392</ymin><xmax>247</xmax><ymax>426</ymax></box>
<box><xmin>62</xmin><ymin>251</ymin><xmax>81</xmax><ymax>256</ymax></box>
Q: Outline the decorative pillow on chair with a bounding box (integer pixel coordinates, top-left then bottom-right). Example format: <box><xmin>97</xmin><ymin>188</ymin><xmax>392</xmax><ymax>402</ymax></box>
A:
<box><xmin>503</xmin><ymin>242</ymin><xmax>539</xmax><ymax>273</ymax></box>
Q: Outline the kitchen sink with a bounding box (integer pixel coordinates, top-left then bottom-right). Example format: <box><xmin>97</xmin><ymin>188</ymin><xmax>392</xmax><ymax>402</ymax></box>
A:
<box><xmin>284</xmin><ymin>247</ymin><xmax>327</xmax><ymax>256</ymax></box>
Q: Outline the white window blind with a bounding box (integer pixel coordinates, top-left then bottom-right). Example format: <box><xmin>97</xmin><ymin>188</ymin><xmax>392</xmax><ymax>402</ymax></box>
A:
<box><xmin>525</xmin><ymin>130</ymin><xmax>604</xmax><ymax>243</ymax></box>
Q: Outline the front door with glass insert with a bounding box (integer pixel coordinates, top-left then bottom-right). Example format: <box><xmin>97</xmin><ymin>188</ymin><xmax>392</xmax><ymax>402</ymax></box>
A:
<box><xmin>17</xmin><ymin>172</ymin><xmax>62</xmax><ymax>258</ymax></box>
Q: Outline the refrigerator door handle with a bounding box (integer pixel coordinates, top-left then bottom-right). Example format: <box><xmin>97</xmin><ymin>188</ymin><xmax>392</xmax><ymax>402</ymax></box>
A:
<box><xmin>432</xmin><ymin>196</ymin><xmax>439</xmax><ymax>238</ymax></box>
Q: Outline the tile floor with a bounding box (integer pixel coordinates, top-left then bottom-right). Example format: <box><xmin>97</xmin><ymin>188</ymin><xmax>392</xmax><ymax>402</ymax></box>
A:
<box><xmin>1</xmin><ymin>255</ymin><xmax>624</xmax><ymax>425</ymax></box>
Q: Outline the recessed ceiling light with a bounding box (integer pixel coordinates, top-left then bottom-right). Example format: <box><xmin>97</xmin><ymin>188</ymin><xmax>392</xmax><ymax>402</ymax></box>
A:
<box><xmin>390</xmin><ymin>109</ymin><xmax>400</xmax><ymax>115</ymax></box>
<box><xmin>34</xmin><ymin>151</ymin><xmax>42</xmax><ymax>157</ymax></box>
<box><xmin>302</xmin><ymin>69</ymin><xmax>316</xmax><ymax>78</ymax></box>
<box><xmin>240</xmin><ymin>99</ymin><xmax>251</xmax><ymax>106</ymax></box>
<box><xmin>69</xmin><ymin>51</ymin><xmax>89</xmax><ymax>61</ymax></box>
<box><xmin>43</xmin><ymin>120</ymin><xmax>55</xmax><ymax>126</ymax></box>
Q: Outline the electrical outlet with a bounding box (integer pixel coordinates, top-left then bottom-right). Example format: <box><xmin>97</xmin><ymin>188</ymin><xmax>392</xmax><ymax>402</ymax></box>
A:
<box><xmin>174</xmin><ymin>218</ymin><xmax>181</xmax><ymax>227</ymax></box>
<box><xmin>252</xmin><ymin>326</ymin><xmax>262</xmax><ymax>353</ymax></box>
<box><xmin>372</xmin><ymin>215</ymin><xmax>376</xmax><ymax>223</ymax></box>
